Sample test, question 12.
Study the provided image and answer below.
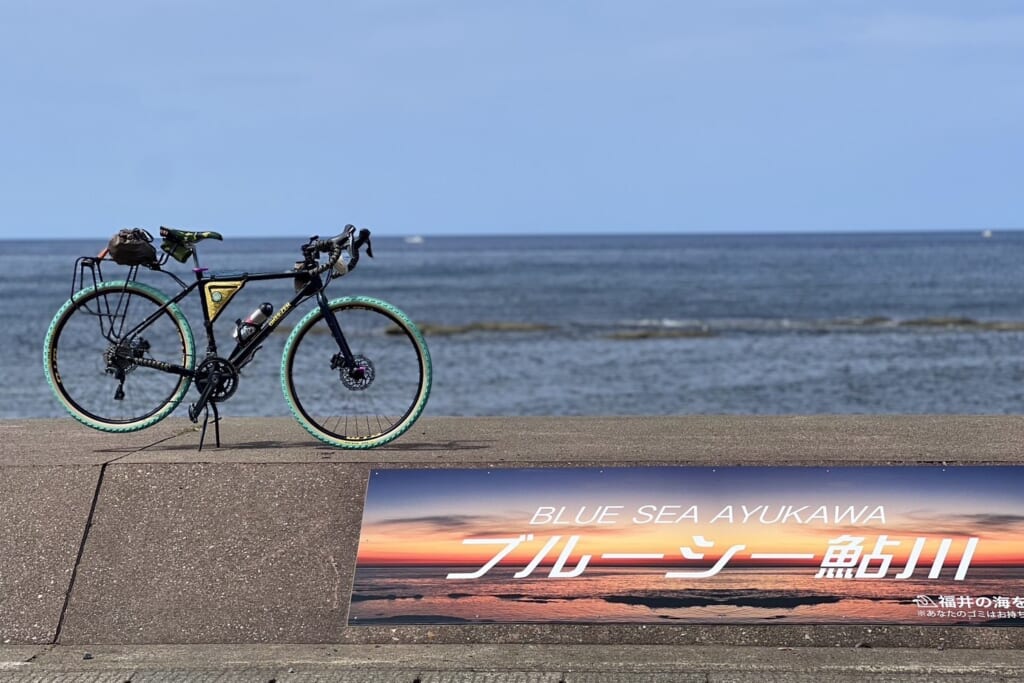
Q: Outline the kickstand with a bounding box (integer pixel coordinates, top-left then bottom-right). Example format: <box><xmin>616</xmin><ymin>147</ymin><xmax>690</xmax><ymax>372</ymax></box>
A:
<box><xmin>197</xmin><ymin>401</ymin><xmax>221</xmax><ymax>451</ymax></box>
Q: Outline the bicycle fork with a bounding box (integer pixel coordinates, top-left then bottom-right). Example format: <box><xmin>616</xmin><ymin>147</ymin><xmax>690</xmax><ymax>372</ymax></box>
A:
<box><xmin>317</xmin><ymin>292</ymin><xmax>361</xmax><ymax>373</ymax></box>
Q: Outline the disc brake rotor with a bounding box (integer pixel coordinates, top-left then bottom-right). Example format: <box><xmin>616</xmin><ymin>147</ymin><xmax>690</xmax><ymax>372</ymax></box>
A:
<box><xmin>338</xmin><ymin>354</ymin><xmax>375</xmax><ymax>391</ymax></box>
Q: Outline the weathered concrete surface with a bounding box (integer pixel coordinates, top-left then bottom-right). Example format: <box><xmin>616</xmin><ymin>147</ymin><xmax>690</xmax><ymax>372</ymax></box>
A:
<box><xmin>9</xmin><ymin>644</ymin><xmax>1024</xmax><ymax>681</ymax></box>
<box><xmin>0</xmin><ymin>466</ymin><xmax>97</xmax><ymax>644</ymax></box>
<box><xmin>0</xmin><ymin>420</ymin><xmax>191</xmax><ymax>467</ymax></box>
<box><xmin>58</xmin><ymin>463</ymin><xmax>366</xmax><ymax>644</ymax></box>
<box><xmin>2</xmin><ymin>415</ymin><xmax>1024</xmax><ymax>678</ymax></box>
<box><xmin>71</xmin><ymin>414</ymin><xmax>1024</xmax><ymax>465</ymax></box>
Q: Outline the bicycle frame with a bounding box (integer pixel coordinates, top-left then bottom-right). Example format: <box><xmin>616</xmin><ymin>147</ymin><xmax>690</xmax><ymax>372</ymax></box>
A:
<box><xmin>106</xmin><ymin>259</ymin><xmax>358</xmax><ymax>381</ymax></box>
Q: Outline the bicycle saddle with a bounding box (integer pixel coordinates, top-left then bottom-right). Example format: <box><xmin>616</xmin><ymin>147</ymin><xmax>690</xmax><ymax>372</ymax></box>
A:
<box><xmin>160</xmin><ymin>227</ymin><xmax>224</xmax><ymax>244</ymax></box>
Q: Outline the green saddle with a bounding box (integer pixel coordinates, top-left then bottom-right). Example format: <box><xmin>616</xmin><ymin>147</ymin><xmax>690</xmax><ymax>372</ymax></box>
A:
<box><xmin>159</xmin><ymin>226</ymin><xmax>224</xmax><ymax>263</ymax></box>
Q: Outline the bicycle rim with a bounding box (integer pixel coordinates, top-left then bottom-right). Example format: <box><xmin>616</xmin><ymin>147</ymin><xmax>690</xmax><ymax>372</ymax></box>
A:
<box><xmin>43</xmin><ymin>280</ymin><xmax>195</xmax><ymax>431</ymax></box>
<box><xmin>282</xmin><ymin>296</ymin><xmax>431</xmax><ymax>448</ymax></box>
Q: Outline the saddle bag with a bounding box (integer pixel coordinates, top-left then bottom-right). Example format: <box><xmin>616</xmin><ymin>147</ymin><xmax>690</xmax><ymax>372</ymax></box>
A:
<box><xmin>107</xmin><ymin>228</ymin><xmax>157</xmax><ymax>266</ymax></box>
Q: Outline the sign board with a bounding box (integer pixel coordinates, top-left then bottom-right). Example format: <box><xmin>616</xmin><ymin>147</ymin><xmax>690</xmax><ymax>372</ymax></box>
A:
<box><xmin>351</xmin><ymin>467</ymin><xmax>1024</xmax><ymax>625</ymax></box>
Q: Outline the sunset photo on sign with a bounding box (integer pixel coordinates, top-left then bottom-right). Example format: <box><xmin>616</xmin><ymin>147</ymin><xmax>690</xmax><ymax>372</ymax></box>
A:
<box><xmin>351</xmin><ymin>467</ymin><xmax>1024</xmax><ymax>625</ymax></box>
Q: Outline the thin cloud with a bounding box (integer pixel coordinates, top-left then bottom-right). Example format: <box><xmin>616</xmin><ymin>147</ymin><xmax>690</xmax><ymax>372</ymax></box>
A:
<box><xmin>828</xmin><ymin>511</ymin><xmax>1024</xmax><ymax>540</ymax></box>
<box><xmin>373</xmin><ymin>514</ymin><xmax>486</xmax><ymax>531</ymax></box>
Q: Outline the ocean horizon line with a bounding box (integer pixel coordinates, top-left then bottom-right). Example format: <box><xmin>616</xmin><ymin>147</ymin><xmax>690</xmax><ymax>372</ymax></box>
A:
<box><xmin>2</xmin><ymin>227</ymin><xmax>1022</xmax><ymax>241</ymax></box>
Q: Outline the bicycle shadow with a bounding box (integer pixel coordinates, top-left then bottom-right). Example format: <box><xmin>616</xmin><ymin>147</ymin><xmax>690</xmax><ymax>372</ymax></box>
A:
<box><xmin>374</xmin><ymin>439</ymin><xmax>497</xmax><ymax>452</ymax></box>
<box><xmin>140</xmin><ymin>439</ymin><xmax>316</xmax><ymax>452</ymax></box>
<box><xmin>97</xmin><ymin>438</ymin><xmax>497</xmax><ymax>454</ymax></box>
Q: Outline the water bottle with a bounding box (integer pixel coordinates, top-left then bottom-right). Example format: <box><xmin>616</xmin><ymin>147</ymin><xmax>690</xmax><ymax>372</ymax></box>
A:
<box><xmin>233</xmin><ymin>302</ymin><xmax>273</xmax><ymax>342</ymax></box>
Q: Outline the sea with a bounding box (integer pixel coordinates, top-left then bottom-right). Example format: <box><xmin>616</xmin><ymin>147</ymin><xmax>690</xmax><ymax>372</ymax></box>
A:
<box><xmin>348</xmin><ymin>566</ymin><xmax>1024</xmax><ymax>626</ymax></box>
<box><xmin>4</xmin><ymin>231</ymin><xmax>1024</xmax><ymax>419</ymax></box>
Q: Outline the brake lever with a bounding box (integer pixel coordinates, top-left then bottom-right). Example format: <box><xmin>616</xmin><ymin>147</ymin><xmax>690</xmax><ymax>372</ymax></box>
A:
<box><xmin>356</xmin><ymin>228</ymin><xmax>374</xmax><ymax>258</ymax></box>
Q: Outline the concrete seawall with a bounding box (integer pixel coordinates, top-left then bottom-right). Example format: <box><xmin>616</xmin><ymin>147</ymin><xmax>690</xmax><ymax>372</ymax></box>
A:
<box><xmin>3</xmin><ymin>415</ymin><xmax>1024</xmax><ymax>679</ymax></box>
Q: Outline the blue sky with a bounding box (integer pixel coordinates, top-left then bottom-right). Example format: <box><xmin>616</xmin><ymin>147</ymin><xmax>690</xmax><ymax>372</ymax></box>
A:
<box><xmin>2</xmin><ymin>1</ymin><xmax>1021</xmax><ymax>238</ymax></box>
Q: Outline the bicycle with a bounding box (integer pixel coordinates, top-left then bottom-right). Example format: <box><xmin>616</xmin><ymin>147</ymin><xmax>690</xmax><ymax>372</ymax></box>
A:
<box><xmin>43</xmin><ymin>225</ymin><xmax>432</xmax><ymax>449</ymax></box>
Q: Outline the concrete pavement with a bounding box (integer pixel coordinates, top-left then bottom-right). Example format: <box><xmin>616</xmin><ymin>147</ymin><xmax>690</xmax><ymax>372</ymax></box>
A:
<box><xmin>2</xmin><ymin>415</ymin><xmax>1024</xmax><ymax>680</ymax></box>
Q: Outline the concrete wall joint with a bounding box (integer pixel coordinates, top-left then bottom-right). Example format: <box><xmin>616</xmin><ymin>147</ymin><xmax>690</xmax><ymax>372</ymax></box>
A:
<box><xmin>53</xmin><ymin>463</ymin><xmax>108</xmax><ymax>644</ymax></box>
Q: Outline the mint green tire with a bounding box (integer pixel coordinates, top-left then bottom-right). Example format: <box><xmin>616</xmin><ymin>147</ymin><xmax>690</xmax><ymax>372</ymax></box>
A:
<box><xmin>43</xmin><ymin>280</ymin><xmax>196</xmax><ymax>432</ymax></box>
<box><xmin>281</xmin><ymin>296</ymin><xmax>431</xmax><ymax>448</ymax></box>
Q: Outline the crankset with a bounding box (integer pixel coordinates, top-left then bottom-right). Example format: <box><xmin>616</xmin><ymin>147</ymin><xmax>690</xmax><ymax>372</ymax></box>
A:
<box><xmin>188</xmin><ymin>356</ymin><xmax>241</xmax><ymax>451</ymax></box>
<box><xmin>193</xmin><ymin>356</ymin><xmax>239</xmax><ymax>402</ymax></box>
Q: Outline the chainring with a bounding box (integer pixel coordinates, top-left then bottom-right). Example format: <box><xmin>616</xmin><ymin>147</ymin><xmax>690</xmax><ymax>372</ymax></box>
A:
<box><xmin>194</xmin><ymin>357</ymin><xmax>239</xmax><ymax>402</ymax></box>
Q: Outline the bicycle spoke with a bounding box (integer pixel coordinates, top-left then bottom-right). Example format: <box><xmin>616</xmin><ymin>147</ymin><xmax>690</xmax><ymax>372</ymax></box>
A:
<box><xmin>45</xmin><ymin>283</ymin><xmax>194</xmax><ymax>430</ymax></box>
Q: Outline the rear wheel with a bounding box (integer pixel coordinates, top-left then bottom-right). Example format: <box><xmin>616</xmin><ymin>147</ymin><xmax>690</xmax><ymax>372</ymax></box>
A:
<box><xmin>282</xmin><ymin>296</ymin><xmax>431</xmax><ymax>448</ymax></box>
<box><xmin>43</xmin><ymin>280</ymin><xmax>195</xmax><ymax>431</ymax></box>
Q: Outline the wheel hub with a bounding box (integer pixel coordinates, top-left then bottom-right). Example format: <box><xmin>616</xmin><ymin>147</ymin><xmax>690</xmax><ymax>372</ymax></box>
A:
<box><xmin>104</xmin><ymin>337</ymin><xmax>150</xmax><ymax>375</ymax></box>
<box><xmin>337</xmin><ymin>354</ymin><xmax>375</xmax><ymax>391</ymax></box>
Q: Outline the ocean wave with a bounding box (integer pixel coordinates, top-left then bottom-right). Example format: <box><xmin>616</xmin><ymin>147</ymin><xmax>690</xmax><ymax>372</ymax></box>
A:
<box><xmin>603</xmin><ymin>591</ymin><xmax>843</xmax><ymax>610</ymax></box>
<box><xmin>900</xmin><ymin>317</ymin><xmax>1024</xmax><ymax>330</ymax></box>
<box><xmin>279</xmin><ymin>320</ymin><xmax>555</xmax><ymax>337</ymax></box>
<box><xmin>350</xmin><ymin>593</ymin><xmax>424</xmax><ymax>603</ymax></box>
<box><xmin>377</xmin><ymin>588</ymin><xmax>847</xmax><ymax>610</ymax></box>
<box><xmin>607</xmin><ymin>329</ymin><xmax>716</xmax><ymax>340</ymax></box>
<box><xmin>610</xmin><ymin>316</ymin><xmax>1024</xmax><ymax>338</ymax></box>
<box><xmin>289</xmin><ymin>315</ymin><xmax>1024</xmax><ymax>340</ymax></box>
<box><xmin>403</xmin><ymin>321</ymin><xmax>556</xmax><ymax>336</ymax></box>
<box><xmin>350</xmin><ymin>614</ymin><xmax>478</xmax><ymax>625</ymax></box>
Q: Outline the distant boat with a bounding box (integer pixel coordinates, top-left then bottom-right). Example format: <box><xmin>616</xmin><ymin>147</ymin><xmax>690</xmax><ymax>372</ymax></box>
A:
<box><xmin>982</xmin><ymin>229</ymin><xmax>993</xmax><ymax>239</ymax></box>
<box><xmin>404</xmin><ymin>235</ymin><xmax>425</xmax><ymax>245</ymax></box>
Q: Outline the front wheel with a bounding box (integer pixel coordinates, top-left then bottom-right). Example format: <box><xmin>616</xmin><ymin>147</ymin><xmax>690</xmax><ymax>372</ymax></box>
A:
<box><xmin>281</xmin><ymin>296</ymin><xmax>432</xmax><ymax>448</ymax></box>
